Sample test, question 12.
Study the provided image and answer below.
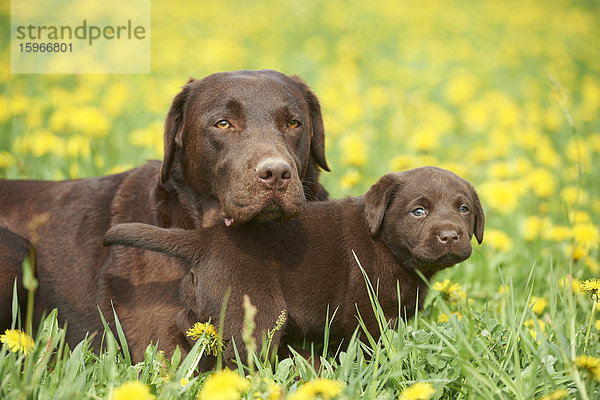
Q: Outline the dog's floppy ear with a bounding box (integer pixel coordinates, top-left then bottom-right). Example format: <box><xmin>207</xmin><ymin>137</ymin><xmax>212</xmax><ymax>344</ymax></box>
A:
<box><xmin>104</xmin><ymin>223</ymin><xmax>199</xmax><ymax>263</ymax></box>
<box><xmin>363</xmin><ymin>173</ymin><xmax>400</xmax><ymax>236</ymax></box>
<box><xmin>468</xmin><ymin>185</ymin><xmax>485</xmax><ymax>244</ymax></box>
<box><xmin>160</xmin><ymin>78</ymin><xmax>195</xmax><ymax>184</ymax></box>
<box><xmin>290</xmin><ymin>75</ymin><xmax>330</xmax><ymax>172</ymax></box>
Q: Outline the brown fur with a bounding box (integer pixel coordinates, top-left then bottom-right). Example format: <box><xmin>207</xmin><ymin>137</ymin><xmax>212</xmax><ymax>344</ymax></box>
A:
<box><xmin>105</xmin><ymin>167</ymin><xmax>485</xmax><ymax>367</ymax></box>
<box><xmin>0</xmin><ymin>227</ymin><xmax>29</xmax><ymax>328</ymax></box>
<box><xmin>0</xmin><ymin>70</ymin><xmax>329</xmax><ymax>360</ymax></box>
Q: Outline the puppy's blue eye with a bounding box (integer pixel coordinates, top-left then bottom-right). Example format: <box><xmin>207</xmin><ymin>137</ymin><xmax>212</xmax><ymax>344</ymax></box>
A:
<box><xmin>459</xmin><ymin>205</ymin><xmax>469</xmax><ymax>213</ymax></box>
<box><xmin>412</xmin><ymin>207</ymin><xmax>426</xmax><ymax>217</ymax></box>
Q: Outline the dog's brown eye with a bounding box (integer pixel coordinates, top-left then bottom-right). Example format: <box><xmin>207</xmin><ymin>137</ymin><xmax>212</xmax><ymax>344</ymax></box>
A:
<box><xmin>287</xmin><ymin>120</ymin><xmax>300</xmax><ymax>129</ymax></box>
<box><xmin>412</xmin><ymin>207</ymin><xmax>426</xmax><ymax>217</ymax></box>
<box><xmin>214</xmin><ymin>120</ymin><xmax>231</xmax><ymax>129</ymax></box>
<box><xmin>459</xmin><ymin>205</ymin><xmax>470</xmax><ymax>213</ymax></box>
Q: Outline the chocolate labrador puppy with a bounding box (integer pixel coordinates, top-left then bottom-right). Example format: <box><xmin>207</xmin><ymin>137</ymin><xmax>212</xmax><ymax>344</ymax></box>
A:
<box><xmin>0</xmin><ymin>70</ymin><xmax>330</xmax><ymax>358</ymax></box>
<box><xmin>105</xmin><ymin>167</ymin><xmax>484</xmax><ymax>367</ymax></box>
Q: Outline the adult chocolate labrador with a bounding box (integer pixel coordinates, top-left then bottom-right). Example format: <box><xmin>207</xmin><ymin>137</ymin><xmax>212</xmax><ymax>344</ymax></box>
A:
<box><xmin>105</xmin><ymin>167</ymin><xmax>485</xmax><ymax>367</ymax></box>
<box><xmin>0</xmin><ymin>70</ymin><xmax>330</xmax><ymax>359</ymax></box>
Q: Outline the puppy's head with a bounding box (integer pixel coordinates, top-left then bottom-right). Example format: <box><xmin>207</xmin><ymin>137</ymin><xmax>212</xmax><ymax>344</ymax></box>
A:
<box><xmin>364</xmin><ymin>167</ymin><xmax>485</xmax><ymax>273</ymax></box>
<box><xmin>160</xmin><ymin>70</ymin><xmax>330</xmax><ymax>226</ymax></box>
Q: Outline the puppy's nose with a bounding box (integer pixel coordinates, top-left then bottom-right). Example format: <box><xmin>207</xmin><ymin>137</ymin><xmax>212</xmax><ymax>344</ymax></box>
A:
<box><xmin>256</xmin><ymin>158</ymin><xmax>292</xmax><ymax>190</ymax></box>
<box><xmin>437</xmin><ymin>229</ymin><xmax>460</xmax><ymax>244</ymax></box>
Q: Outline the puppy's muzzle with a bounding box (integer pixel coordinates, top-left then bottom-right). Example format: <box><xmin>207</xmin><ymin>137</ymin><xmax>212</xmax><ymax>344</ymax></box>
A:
<box><xmin>437</xmin><ymin>229</ymin><xmax>460</xmax><ymax>245</ymax></box>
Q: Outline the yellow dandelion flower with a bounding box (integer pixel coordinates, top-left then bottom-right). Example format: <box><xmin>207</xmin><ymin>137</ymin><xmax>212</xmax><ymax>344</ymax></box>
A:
<box><xmin>479</xmin><ymin>180</ymin><xmax>526</xmax><ymax>215</ymax></box>
<box><xmin>462</xmin><ymin>100</ymin><xmax>490</xmax><ymax>133</ymax></box>
<box><xmin>197</xmin><ymin>370</ymin><xmax>250</xmax><ymax>400</ymax></box>
<box><xmin>436</xmin><ymin>281</ymin><xmax>464</xmax><ymax>299</ymax></box>
<box><xmin>529</xmin><ymin>297</ymin><xmax>547</xmax><ymax>315</ymax></box>
<box><xmin>560</xmin><ymin>186</ymin><xmax>588</xmax><ymax>206</ymax></box>
<box><xmin>565</xmin><ymin>244</ymin><xmax>588</xmax><ymax>261</ymax></box>
<box><xmin>101</xmin><ymin>81</ymin><xmax>131</xmax><ymax>117</ymax></box>
<box><xmin>340</xmin><ymin>169</ymin><xmax>362</xmax><ymax>190</ymax></box>
<box><xmin>569</xmin><ymin>210</ymin><xmax>591</xmax><ymax>224</ymax></box>
<box><xmin>252</xmin><ymin>378</ymin><xmax>282</xmax><ymax>400</ymax></box>
<box><xmin>444</xmin><ymin>71</ymin><xmax>479</xmax><ymax>106</ymax></box>
<box><xmin>558</xmin><ymin>276</ymin><xmax>583</xmax><ymax>294</ymax></box>
<box><xmin>575</xmin><ymin>355</ymin><xmax>600</xmax><ymax>382</ymax></box>
<box><xmin>287</xmin><ymin>378</ymin><xmax>344</xmax><ymax>400</ymax></box>
<box><xmin>487</xmin><ymin>162</ymin><xmax>514</xmax><ymax>179</ymax></box>
<box><xmin>186</xmin><ymin>322</ymin><xmax>225</xmax><ymax>356</ymax></box>
<box><xmin>339</xmin><ymin>101</ymin><xmax>363</xmax><ymax>124</ymax></box>
<box><xmin>540</xmin><ymin>389</ymin><xmax>569</xmax><ymax>400</ymax></box>
<box><xmin>572</xmin><ymin>222</ymin><xmax>600</xmax><ymax>251</ymax></box>
<box><xmin>129</xmin><ymin>121</ymin><xmax>163</xmax><ymax>156</ymax></box>
<box><xmin>432</xmin><ymin>279</ymin><xmax>466</xmax><ymax>302</ymax></box>
<box><xmin>566</xmin><ymin>139</ymin><xmax>592</xmax><ymax>169</ymax></box>
<box><xmin>14</xmin><ymin>130</ymin><xmax>65</xmax><ymax>157</ymax></box>
<box><xmin>67</xmin><ymin>106</ymin><xmax>110</xmax><ymax>138</ymax></box>
<box><xmin>492</xmin><ymin>95</ymin><xmax>520</xmax><ymax>128</ymax></box>
<box><xmin>180</xmin><ymin>377</ymin><xmax>189</xmax><ymax>387</ymax></box>
<box><xmin>535</xmin><ymin>142</ymin><xmax>561</xmax><ymax>169</ymax></box>
<box><xmin>581</xmin><ymin>279</ymin><xmax>600</xmax><ymax>300</ymax></box>
<box><xmin>8</xmin><ymin>94</ymin><xmax>28</xmax><ymax>116</ymax></box>
<box><xmin>543</xmin><ymin>226</ymin><xmax>572</xmax><ymax>242</ymax></box>
<box><xmin>1</xmin><ymin>329</ymin><xmax>35</xmax><ymax>355</ymax></box>
<box><xmin>515</xmin><ymin>126</ymin><xmax>543</xmax><ymax>151</ymax></box>
<box><xmin>408</xmin><ymin>124</ymin><xmax>443</xmax><ymax>152</ymax></box>
<box><xmin>111</xmin><ymin>381</ymin><xmax>155</xmax><ymax>400</ymax></box>
<box><xmin>339</xmin><ymin>135</ymin><xmax>367</xmax><ymax>167</ymax></box>
<box><xmin>399</xmin><ymin>382</ymin><xmax>435</xmax><ymax>400</ymax></box>
<box><xmin>525</xmin><ymin>168</ymin><xmax>557</xmax><ymax>199</ymax></box>
<box><xmin>522</xmin><ymin>216</ymin><xmax>551</xmax><ymax>241</ymax></box>
<box><xmin>524</xmin><ymin>319</ymin><xmax>546</xmax><ymax>342</ymax></box>
<box><xmin>437</xmin><ymin>312</ymin><xmax>463</xmax><ymax>323</ymax></box>
<box><xmin>595</xmin><ymin>320</ymin><xmax>600</xmax><ymax>330</ymax></box>
<box><xmin>0</xmin><ymin>151</ymin><xmax>15</xmax><ymax>168</ymax></box>
<box><xmin>65</xmin><ymin>135</ymin><xmax>92</xmax><ymax>159</ymax></box>
<box><xmin>483</xmin><ymin>229</ymin><xmax>513</xmax><ymax>252</ymax></box>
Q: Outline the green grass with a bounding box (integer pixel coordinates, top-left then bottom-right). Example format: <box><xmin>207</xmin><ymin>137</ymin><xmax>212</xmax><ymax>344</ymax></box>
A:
<box><xmin>1</xmin><ymin>255</ymin><xmax>598</xmax><ymax>399</ymax></box>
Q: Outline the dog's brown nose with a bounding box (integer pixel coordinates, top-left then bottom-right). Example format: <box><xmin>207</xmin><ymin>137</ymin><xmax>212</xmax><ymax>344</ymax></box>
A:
<box><xmin>256</xmin><ymin>158</ymin><xmax>292</xmax><ymax>190</ymax></box>
<box><xmin>437</xmin><ymin>229</ymin><xmax>460</xmax><ymax>244</ymax></box>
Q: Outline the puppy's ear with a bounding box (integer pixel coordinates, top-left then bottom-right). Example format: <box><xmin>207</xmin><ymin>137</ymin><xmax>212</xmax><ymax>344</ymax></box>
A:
<box><xmin>160</xmin><ymin>78</ymin><xmax>195</xmax><ymax>184</ymax></box>
<box><xmin>290</xmin><ymin>76</ymin><xmax>330</xmax><ymax>172</ymax></box>
<box><xmin>468</xmin><ymin>185</ymin><xmax>485</xmax><ymax>244</ymax></box>
<box><xmin>363</xmin><ymin>174</ymin><xmax>399</xmax><ymax>236</ymax></box>
<box><xmin>104</xmin><ymin>223</ymin><xmax>199</xmax><ymax>264</ymax></box>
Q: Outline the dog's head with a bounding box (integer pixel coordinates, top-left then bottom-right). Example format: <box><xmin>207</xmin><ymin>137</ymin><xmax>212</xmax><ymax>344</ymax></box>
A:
<box><xmin>160</xmin><ymin>70</ymin><xmax>330</xmax><ymax>226</ymax></box>
<box><xmin>364</xmin><ymin>167</ymin><xmax>485</xmax><ymax>273</ymax></box>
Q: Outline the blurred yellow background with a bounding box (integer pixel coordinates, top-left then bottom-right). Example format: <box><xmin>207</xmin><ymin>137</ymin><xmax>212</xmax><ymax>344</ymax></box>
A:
<box><xmin>0</xmin><ymin>0</ymin><xmax>598</xmax><ymax>262</ymax></box>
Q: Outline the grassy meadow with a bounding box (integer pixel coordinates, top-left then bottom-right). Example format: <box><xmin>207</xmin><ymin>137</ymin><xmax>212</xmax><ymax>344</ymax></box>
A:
<box><xmin>1</xmin><ymin>0</ymin><xmax>600</xmax><ymax>398</ymax></box>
